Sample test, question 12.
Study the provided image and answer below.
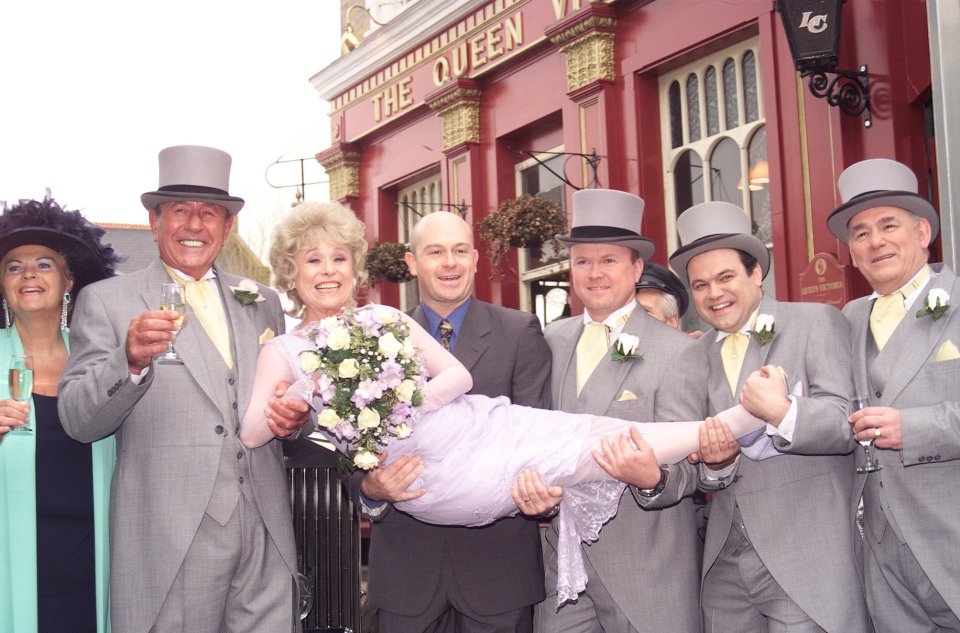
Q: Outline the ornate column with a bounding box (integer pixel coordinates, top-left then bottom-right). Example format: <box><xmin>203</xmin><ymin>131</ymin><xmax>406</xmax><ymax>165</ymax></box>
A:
<box><xmin>317</xmin><ymin>142</ymin><xmax>361</xmax><ymax>203</ymax></box>
<box><xmin>425</xmin><ymin>79</ymin><xmax>482</xmax><ymax>153</ymax></box>
<box><xmin>545</xmin><ymin>4</ymin><xmax>621</xmax><ymax>189</ymax></box>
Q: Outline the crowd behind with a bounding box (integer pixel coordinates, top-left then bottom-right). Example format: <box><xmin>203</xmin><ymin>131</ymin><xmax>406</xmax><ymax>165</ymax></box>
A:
<box><xmin>0</xmin><ymin>145</ymin><xmax>957</xmax><ymax>633</ymax></box>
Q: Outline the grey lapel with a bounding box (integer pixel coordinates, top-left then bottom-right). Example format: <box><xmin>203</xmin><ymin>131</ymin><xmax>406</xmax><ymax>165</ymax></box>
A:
<box><xmin>550</xmin><ymin>318</ymin><xmax>580</xmax><ymax>411</ymax></box>
<box><xmin>707</xmin><ymin>335</ymin><xmax>736</xmax><ymax>411</ymax></box>
<box><xmin>579</xmin><ymin>307</ymin><xmax>648</xmax><ymax>413</ymax></box>
<box><xmin>216</xmin><ymin>269</ymin><xmax>257</xmax><ymax>407</ymax></box>
<box><xmin>453</xmin><ymin>300</ymin><xmax>491</xmax><ymax>373</ymax></box>
<box><xmin>873</xmin><ymin>267</ymin><xmax>959</xmax><ymax>405</ymax></box>
<box><xmin>847</xmin><ymin>298</ymin><xmax>872</xmax><ymax>395</ymax></box>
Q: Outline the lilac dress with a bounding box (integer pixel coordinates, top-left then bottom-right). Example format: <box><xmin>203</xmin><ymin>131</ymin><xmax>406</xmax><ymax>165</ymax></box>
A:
<box><xmin>242</xmin><ymin>305</ymin><xmax>765</xmax><ymax>603</ymax></box>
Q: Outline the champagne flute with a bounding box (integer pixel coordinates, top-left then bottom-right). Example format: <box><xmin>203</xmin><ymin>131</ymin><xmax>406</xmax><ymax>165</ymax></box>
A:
<box><xmin>155</xmin><ymin>282</ymin><xmax>186</xmax><ymax>365</ymax></box>
<box><xmin>8</xmin><ymin>355</ymin><xmax>34</xmax><ymax>434</ymax></box>
<box><xmin>852</xmin><ymin>395</ymin><xmax>882</xmax><ymax>473</ymax></box>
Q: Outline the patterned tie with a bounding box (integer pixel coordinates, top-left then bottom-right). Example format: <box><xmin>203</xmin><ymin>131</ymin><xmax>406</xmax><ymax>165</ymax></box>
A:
<box><xmin>576</xmin><ymin>322</ymin><xmax>610</xmax><ymax>396</ymax></box>
<box><xmin>183</xmin><ymin>277</ymin><xmax>233</xmax><ymax>368</ymax></box>
<box><xmin>438</xmin><ymin>319</ymin><xmax>454</xmax><ymax>351</ymax></box>
<box><xmin>720</xmin><ymin>331</ymin><xmax>749</xmax><ymax>396</ymax></box>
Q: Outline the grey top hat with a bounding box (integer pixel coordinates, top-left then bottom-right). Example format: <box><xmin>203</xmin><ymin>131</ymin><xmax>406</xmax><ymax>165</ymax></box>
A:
<box><xmin>668</xmin><ymin>201</ymin><xmax>770</xmax><ymax>284</ymax></box>
<box><xmin>636</xmin><ymin>261</ymin><xmax>689</xmax><ymax>316</ymax></box>
<box><xmin>557</xmin><ymin>189</ymin><xmax>655</xmax><ymax>259</ymax></box>
<box><xmin>141</xmin><ymin>145</ymin><xmax>245</xmax><ymax>215</ymax></box>
<box><xmin>827</xmin><ymin>158</ymin><xmax>938</xmax><ymax>242</ymax></box>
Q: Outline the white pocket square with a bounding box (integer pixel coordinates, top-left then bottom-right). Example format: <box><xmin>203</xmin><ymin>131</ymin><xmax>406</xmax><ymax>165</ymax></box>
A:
<box><xmin>617</xmin><ymin>389</ymin><xmax>638</xmax><ymax>402</ymax></box>
<box><xmin>935</xmin><ymin>339</ymin><xmax>960</xmax><ymax>362</ymax></box>
<box><xmin>259</xmin><ymin>327</ymin><xmax>276</xmax><ymax>345</ymax></box>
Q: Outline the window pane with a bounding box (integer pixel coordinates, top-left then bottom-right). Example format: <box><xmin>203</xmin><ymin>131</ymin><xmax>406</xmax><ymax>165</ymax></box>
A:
<box><xmin>674</xmin><ymin>149</ymin><xmax>705</xmax><ymax>213</ymax></box>
<box><xmin>669</xmin><ymin>81</ymin><xmax>683</xmax><ymax>148</ymax></box>
<box><xmin>709</xmin><ymin>137</ymin><xmax>741</xmax><ymax>204</ymax></box>
<box><xmin>743</xmin><ymin>50</ymin><xmax>759</xmax><ymax>123</ymax></box>
<box><xmin>705</xmin><ymin>65</ymin><xmax>719</xmax><ymax>137</ymax></box>
<box><xmin>723</xmin><ymin>58</ymin><xmax>738</xmax><ymax>130</ymax></box>
<box><xmin>748</xmin><ymin>125</ymin><xmax>771</xmax><ymax>244</ymax></box>
<box><xmin>686</xmin><ymin>73</ymin><xmax>701</xmax><ymax>142</ymax></box>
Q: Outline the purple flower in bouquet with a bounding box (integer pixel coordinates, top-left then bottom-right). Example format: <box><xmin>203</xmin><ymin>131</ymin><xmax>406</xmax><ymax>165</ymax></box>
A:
<box><xmin>379</xmin><ymin>359</ymin><xmax>405</xmax><ymax>389</ymax></box>
<box><xmin>353</xmin><ymin>307</ymin><xmax>384</xmax><ymax>336</ymax></box>
<box><xmin>351</xmin><ymin>378</ymin><xmax>386</xmax><ymax>408</ymax></box>
<box><xmin>315</xmin><ymin>372</ymin><xmax>335</xmax><ymax>403</ymax></box>
<box><xmin>388</xmin><ymin>401</ymin><xmax>414</xmax><ymax>425</ymax></box>
<box><xmin>335</xmin><ymin>421</ymin><xmax>360</xmax><ymax>442</ymax></box>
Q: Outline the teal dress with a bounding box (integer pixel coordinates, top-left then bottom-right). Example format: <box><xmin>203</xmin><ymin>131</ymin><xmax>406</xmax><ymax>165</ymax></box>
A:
<box><xmin>0</xmin><ymin>326</ymin><xmax>115</xmax><ymax>633</ymax></box>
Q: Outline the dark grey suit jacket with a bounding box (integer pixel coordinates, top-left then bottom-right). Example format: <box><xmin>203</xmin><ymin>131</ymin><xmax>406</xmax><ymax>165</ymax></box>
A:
<box><xmin>344</xmin><ymin>298</ymin><xmax>552</xmax><ymax>616</ymax></box>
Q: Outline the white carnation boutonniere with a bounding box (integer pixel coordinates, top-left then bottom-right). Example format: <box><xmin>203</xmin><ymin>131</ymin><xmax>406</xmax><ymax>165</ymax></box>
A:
<box><xmin>611</xmin><ymin>333</ymin><xmax>643</xmax><ymax>362</ymax></box>
<box><xmin>229</xmin><ymin>279</ymin><xmax>266</xmax><ymax>307</ymax></box>
<box><xmin>916</xmin><ymin>288</ymin><xmax>950</xmax><ymax>321</ymax></box>
<box><xmin>751</xmin><ymin>313</ymin><xmax>776</xmax><ymax>346</ymax></box>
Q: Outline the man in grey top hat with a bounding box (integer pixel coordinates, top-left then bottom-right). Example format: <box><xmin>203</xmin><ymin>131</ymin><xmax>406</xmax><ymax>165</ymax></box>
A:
<box><xmin>520</xmin><ymin>188</ymin><xmax>711</xmax><ymax>633</ymax></box>
<box><xmin>827</xmin><ymin>158</ymin><xmax>960</xmax><ymax>631</ymax></box>
<box><xmin>59</xmin><ymin>145</ymin><xmax>310</xmax><ymax>632</ymax></box>
<box><xmin>669</xmin><ymin>201</ymin><xmax>868</xmax><ymax>632</ymax></box>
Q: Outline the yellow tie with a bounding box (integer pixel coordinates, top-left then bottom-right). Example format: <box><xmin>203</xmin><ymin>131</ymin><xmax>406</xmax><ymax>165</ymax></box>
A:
<box><xmin>576</xmin><ymin>322</ymin><xmax>610</xmax><ymax>396</ymax></box>
<box><xmin>183</xmin><ymin>278</ymin><xmax>234</xmax><ymax>369</ymax></box>
<box><xmin>720</xmin><ymin>331</ymin><xmax>749</xmax><ymax>396</ymax></box>
<box><xmin>870</xmin><ymin>292</ymin><xmax>905</xmax><ymax>352</ymax></box>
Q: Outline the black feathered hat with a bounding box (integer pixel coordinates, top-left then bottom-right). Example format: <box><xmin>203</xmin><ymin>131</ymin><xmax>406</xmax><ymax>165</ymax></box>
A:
<box><xmin>0</xmin><ymin>198</ymin><xmax>123</xmax><ymax>327</ymax></box>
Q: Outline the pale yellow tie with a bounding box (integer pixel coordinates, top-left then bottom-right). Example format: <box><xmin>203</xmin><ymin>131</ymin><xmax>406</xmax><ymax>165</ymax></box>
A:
<box><xmin>870</xmin><ymin>292</ymin><xmax>905</xmax><ymax>352</ymax></box>
<box><xmin>720</xmin><ymin>331</ymin><xmax>749</xmax><ymax>396</ymax></box>
<box><xmin>576</xmin><ymin>322</ymin><xmax>610</xmax><ymax>396</ymax></box>
<box><xmin>184</xmin><ymin>278</ymin><xmax>234</xmax><ymax>368</ymax></box>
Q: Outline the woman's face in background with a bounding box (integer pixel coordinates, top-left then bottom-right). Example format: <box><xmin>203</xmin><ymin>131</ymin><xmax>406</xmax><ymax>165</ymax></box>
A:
<box><xmin>294</xmin><ymin>237</ymin><xmax>356</xmax><ymax>321</ymax></box>
<box><xmin>2</xmin><ymin>244</ymin><xmax>73</xmax><ymax>322</ymax></box>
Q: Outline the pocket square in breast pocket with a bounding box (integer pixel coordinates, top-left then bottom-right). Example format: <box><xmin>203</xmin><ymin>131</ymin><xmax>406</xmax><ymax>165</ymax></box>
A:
<box><xmin>617</xmin><ymin>389</ymin><xmax>638</xmax><ymax>401</ymax></box>
<box><xmin>935</xmin><ymin>339</ymin><xmax>960</xmax><ymax>362</ymax></box>
<box><xmin>259</xmin><ymin>327</ymin><xmax>276</xmax><ymax>345</ymax></box>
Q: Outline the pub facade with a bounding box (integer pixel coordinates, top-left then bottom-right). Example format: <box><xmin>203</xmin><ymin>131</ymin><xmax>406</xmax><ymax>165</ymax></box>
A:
<box><xmin>310</xmin><ymin>0</ymin><xmax>945</xmax><ymax>323</ymax></box>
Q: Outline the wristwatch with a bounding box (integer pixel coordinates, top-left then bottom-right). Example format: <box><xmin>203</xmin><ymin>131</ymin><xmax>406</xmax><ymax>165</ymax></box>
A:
<box><xmin>637</xmin><ymin>466</ymin><xmax>669</xmax><ymax>498</ymax></box>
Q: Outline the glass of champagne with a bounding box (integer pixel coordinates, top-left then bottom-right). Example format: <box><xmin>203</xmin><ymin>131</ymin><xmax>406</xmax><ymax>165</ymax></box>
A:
<box><xmin>8</xmin><ymin>355</ymin><xmax>34</xmax><ymax>434</ymax></box>
<box><xmin>852</xmin><ymin>395</ymin><xmax>882</xmax><ymax>473</ymax></box>
<box><xmin>155</xmin><ymin>282</ymin><xmax>186</xmax><ymax>365</ymax></box>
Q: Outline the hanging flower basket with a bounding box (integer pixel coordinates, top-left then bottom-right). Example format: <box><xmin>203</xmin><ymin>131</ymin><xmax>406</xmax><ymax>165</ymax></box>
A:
<box><xmin>478</xmin><ymin>194</ymin><xmax>566</xmax><ymax>269</ymax></box>
<box><xmin>365</xmin><ymin>241</ymin><xmax>413</xmax><ymax>284</ymax></box>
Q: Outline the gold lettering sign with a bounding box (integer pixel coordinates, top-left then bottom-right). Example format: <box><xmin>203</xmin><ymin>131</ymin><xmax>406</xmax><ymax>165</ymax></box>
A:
<box><xmin>431</xmin><ymin>13</ymin><xmax>523</xmax><ymax>87</ymax></box>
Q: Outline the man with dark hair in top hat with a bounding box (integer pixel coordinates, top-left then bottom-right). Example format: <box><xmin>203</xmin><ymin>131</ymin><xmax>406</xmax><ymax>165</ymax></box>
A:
<box><xmin>635</xmin><ymin>260</ymin><xmax>689</xmax><ymax>329</ymax></box>
<box><xmin>59</xmin><ymin>145</ymin><xmax>310</xmax><ymax>632</ymax></box>
<box><xmin>827</xmin><ymin>158</ymin><xmax>960</xmax><ymax>631</ymax></box>
<box><xmin>520</xmin><ymin>189</ymin><xmax>711</xmax><ymax>633</ymax></box>
<box><xmin>669</xmin><ymin>201</ymin><xmax>867</xmax><ymax>632</ymax></box>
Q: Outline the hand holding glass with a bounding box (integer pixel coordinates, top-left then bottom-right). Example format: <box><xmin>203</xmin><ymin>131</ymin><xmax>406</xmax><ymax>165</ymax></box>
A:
<box><xmin>852</xmin><ymin>395</ymin><xmax>882</xmax><ymax>473</ymax></box>
<box><xmin>155</xmin><ymin>282</ymin><xmax>186</xmax><ymax>365</ymax></box>
<box><xmin>8</xmin><ymin>355</ymin><xmax>34</xmax><ymax>433</ymax></box>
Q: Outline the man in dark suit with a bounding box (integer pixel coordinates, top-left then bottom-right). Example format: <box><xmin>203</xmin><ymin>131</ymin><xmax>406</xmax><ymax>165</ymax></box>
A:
<box><xmin>827</xmin><ymin>158</ymin><xmax>960</xmax><ymax>631</ymax></box>
<box><xmin>346</xmin><ymin>210</ymin><xmax>552</xmax><ymax>633</ymax></box>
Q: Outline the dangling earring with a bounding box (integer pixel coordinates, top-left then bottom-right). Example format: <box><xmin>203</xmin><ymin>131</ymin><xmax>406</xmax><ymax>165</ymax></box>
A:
<box><xmin>60</xmin><ymin>292</ymin><xmax>72</xmax><ymax>332</ymax></box>
<box><xmin>2</xmin><ymin>298</ymin><xmax>10</xmax><ymax>335</ymax></box>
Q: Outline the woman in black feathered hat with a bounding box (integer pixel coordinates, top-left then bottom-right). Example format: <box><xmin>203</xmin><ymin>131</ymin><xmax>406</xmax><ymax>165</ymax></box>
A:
<box><xmin>0</xmin><ymin>198</ymin><xmax>121</xmax><ymax>633</ymax></box>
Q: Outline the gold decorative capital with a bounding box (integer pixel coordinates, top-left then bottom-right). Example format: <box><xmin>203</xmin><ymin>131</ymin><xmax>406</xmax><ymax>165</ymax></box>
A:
<box><xmin>560</xmin><ymin>31</ymin><xmax>615</xmax><ymax>93</ymax></box>
<box><xmin>317</xmin><ymin>143</ymin><xmax>361</xmax><ymax>200</ymax></box>
<box><xmin>548</xmin><ymin>15</ymin><xmax>617</xmax><ymax>47</ymax></box>
<box><xmin>425</xmin><ymin>80</ymin><xmax>482</xmax><ymax>151</ymax></box>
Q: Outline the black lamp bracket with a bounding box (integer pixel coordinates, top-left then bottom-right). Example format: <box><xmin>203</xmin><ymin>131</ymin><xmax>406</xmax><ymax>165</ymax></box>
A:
<box><xmin>801</xmin><ymin>64</ymin><xmax>871</xmax><ymax>128</ymax></box>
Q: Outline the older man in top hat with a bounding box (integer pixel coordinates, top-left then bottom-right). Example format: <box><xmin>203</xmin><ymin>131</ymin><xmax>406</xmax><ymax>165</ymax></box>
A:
<box><xmin>669</xmin><ymin>201</ymin><xmax>868</xmax><ymax>632</ymax></box>
<box><xmin>521</xmin><ymin>189</ymin><xmax>710</xmax><ymax>632</ymax></box>
<box><xmin>60</xmin><ymin>145</ymin><xmax>310</xmax><ymax>633</ymax></box>
<box><xmin>635</xmin><ymin>260</ymin><xmax>689</xmax><ymax>329</ymax></box>
<box><xmin>828</xmin><ymin>158</ymin><xmax>960</xmax><ymax>631</ymax></box>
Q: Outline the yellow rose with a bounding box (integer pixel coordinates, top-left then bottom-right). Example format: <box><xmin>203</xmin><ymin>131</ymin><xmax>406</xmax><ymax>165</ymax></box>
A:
<box><xmin>375</xmin><ymin>307</ymin><xmax>397</xmax><ymax>324</ymax></box>
<box><xmin>393</xmin><ymin>423</ymin><xmax>412</xmax><ymax>439</ymax></box>
<box><xmin>378</xmin><ymin>332</ymin><xmax>403</xmax><ymax>358</ymax></box>
<box><xmin>400</xmin><ymin>336</ymin><xmax>416</xmax><ymax>358</ymax></box>
<box><xmin>317</xmin><ymin>408</ymin><xmax>340</xmax><ymax>429</ymax></box>
<box><xmin>319</xmin><ymin>316</ymin><xmax>340</xmax><ymax>329</ymax></box>
<box><xmin>357</xmin><ymin>407</ymin><xmax>381</xmax><ymax>430</ymax></box>
<box><xmin>338</xmin><ymin>358</ymin><xmax>360</xmax><ymax>378</ymax></box>
<box><xmin>326</xmin><ymin>327</ymin><xmax>351</xmax><ymax>350</ymax></box>
<box><xmin>299</xmin><ymin>351</ymin><xmax>322</xmax><ymax>374</ymax></box>
<box><xmin>353</xmin><ymin>450</ymin><xmax>380</xmax><ymax>470</ymax></box>
<box><xmin>395</xmin><ymin>379</ymin><xmax>417</xmax><ymax>403</ymax></box>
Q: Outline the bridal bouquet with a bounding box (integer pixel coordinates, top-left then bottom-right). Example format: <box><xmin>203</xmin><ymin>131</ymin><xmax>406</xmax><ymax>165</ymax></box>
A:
<box><xmin>298</xmin><ymin>306</ymin><xmax>427</xmax><ymax>470</ymax></box>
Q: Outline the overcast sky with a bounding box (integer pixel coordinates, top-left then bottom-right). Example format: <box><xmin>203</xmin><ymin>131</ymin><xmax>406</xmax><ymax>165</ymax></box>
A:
<box><xmin>1</xmin><ymin>0</ymin><xmax>341</xmax><ymax>257</ymax></box>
